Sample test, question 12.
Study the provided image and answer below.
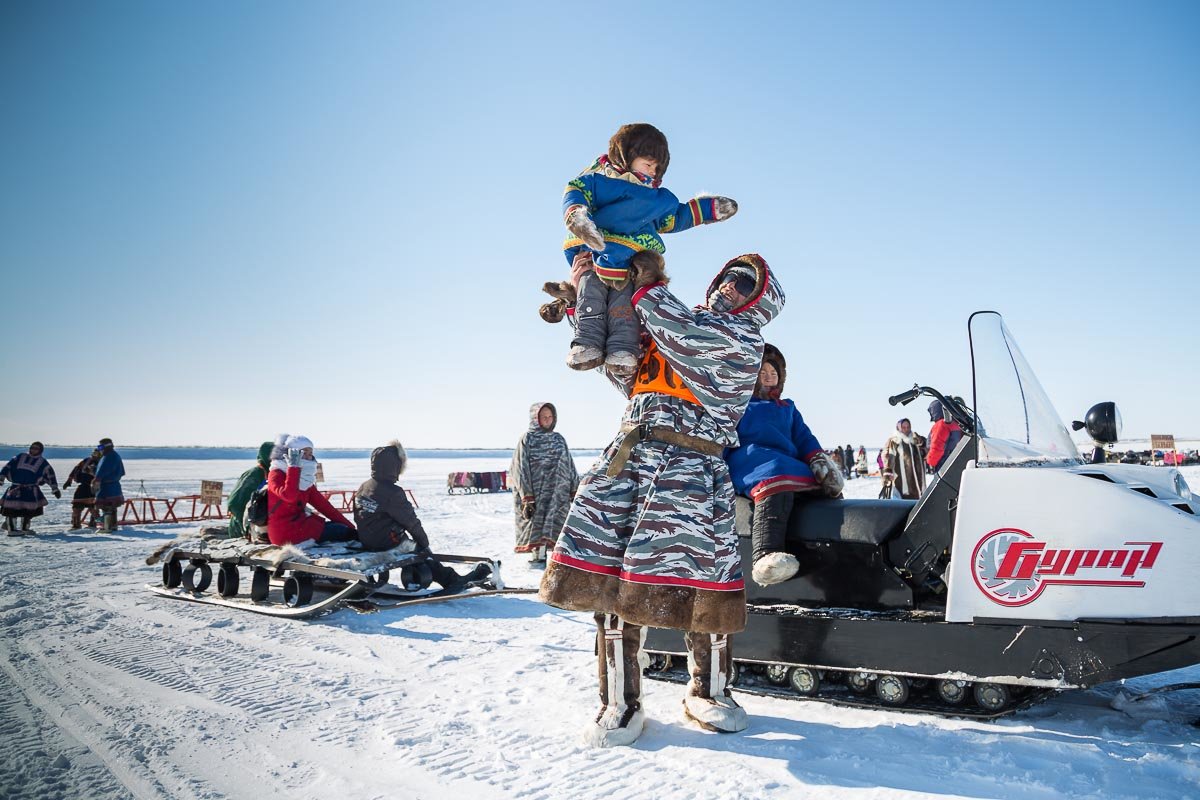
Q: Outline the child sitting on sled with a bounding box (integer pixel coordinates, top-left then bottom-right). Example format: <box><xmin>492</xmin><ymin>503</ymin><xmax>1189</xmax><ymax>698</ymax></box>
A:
<box><xmin>725</xmin><ymin>344</ymin><xmax>845</xmax><ymax>586</ymax></box>
<box><xmin>539</xmin><ymin>122</ymin><xmax>738</xmax><ymax>377</ymax></box>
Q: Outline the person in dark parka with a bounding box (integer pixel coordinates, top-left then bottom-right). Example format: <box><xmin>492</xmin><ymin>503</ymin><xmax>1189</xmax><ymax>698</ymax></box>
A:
<box><xmin>354</xmin><ymin>441</ymin><xmax>490</xmax><ymax>589</ymax></box>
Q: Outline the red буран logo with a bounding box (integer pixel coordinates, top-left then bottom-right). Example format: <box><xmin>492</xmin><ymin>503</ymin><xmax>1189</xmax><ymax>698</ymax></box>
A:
<box><xmin>971</xmin><ymin>528</ymin><xmax>1163</xmax><ymax>607</ymax></box>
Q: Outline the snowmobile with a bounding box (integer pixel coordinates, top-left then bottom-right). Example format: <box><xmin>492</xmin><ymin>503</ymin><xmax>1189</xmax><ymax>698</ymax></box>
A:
<box><xmin>645</xmin><ymin>311</ymin><xmax>1200</xmax><ymax>717</ymax></box>
<box><xmin>148</xmin><ymin>536</ymin><xmax>514</xmax><ymax>619</ymax></box>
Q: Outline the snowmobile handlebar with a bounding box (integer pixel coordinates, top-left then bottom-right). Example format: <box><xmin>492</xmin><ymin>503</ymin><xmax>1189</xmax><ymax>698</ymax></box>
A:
<box><xmin>888</xmin><ymin>387</ymin><xmax>921</xmax><ymax>407</ymax></box>
<box><xmin>888</xmin><ymin>385</ymin><xmax>976</xmax><ymax>435</ymax></box>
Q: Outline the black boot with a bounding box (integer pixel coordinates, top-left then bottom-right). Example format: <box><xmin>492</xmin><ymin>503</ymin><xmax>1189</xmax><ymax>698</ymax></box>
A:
<box><xmin>750</xmin><ymin>491</ymin><xmax>798</xmax><ymax>586</ymax></box>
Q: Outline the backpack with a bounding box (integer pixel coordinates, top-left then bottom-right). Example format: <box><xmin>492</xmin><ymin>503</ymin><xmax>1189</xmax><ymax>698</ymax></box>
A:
<box><xmin>244</xmin><ymin>484</ymin><xmax>271</xmax><ymax>530</ymax></box>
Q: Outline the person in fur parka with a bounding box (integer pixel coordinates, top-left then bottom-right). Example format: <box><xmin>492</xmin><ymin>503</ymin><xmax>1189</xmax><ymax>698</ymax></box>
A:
<box><xmin>725</xmin><ymin>345</ymin><xmax>844</xmax><ymax>586</ymax></box>
<box><xmin>882</xmin><ymin>418</ymin><xmax>927</xmax><ymax>499</ymax></box>
<box><xmin>542</xmin><ymin>123</ymin><xmax>739</xmax><ymax>378</ymax></box>
<box><xmin>540</xmin><ymin>251</ymin><xmax>781</xmax><ymax>747</ymax></box>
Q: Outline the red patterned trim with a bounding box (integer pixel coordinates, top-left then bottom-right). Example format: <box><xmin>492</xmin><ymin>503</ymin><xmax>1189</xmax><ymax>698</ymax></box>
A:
<box><xmin>749</xmin><ymin>475</ymin><xmax>817</xmax><ymax>501</ymax></box>
<box><xmin>631</xmin><ymin>282</ymin><xmax>666</xmax><ymax>305</ymax></box>
<box><xmin>594</xmin><ymin>263</ymin><xmax>631</xmax><ymax>281</ymax></box>
<box><xmin>550</xmin><ymin>551</ymin><xmax>745</xmax><ymax>592</ymax></box>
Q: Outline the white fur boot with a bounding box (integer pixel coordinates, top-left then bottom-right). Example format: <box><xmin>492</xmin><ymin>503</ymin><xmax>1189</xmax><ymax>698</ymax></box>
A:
<box><xmin>752</xmin><ymin>552</ymin><xmax>800</xmax><ymax>586</ymax></box>
<box><xmin>604</xmin><ymin>351</ymin><xmax>638</xmax><ymax>378</ymax></box>
<box><xmin>582</xmin><ymin>614</ymin><xmax>649</xmax><ymax>747</ymax></box>
<box><xmin>567</xmin><ymin>344</ymin><xmax>604</xmax><ymax>371</ymax></box>
<box><xmin>683</xmin><ymin>633</ymin><xmax>748</xmax><ymax>733</ymax></box>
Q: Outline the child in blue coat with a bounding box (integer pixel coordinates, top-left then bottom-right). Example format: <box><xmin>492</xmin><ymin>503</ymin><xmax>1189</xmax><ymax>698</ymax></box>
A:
<box><xmin>726</xmin><ymin>345</ymin><xmax>844</xmax><ymax>585</ymax></box>
<box><xmin>544</xmin><ymin>123</ymin><xmax>738</xmax><ymax>377</ymax></box>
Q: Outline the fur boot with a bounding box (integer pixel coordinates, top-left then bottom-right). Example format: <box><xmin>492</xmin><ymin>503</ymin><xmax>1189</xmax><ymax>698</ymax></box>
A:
<box><xmin>750</xmin><ymin>492</ymin><xmax>798</xmax><ymax>586</ymax></box>
<box><xmin>682</xmin><ymin>632</ymin><xmax>748</xmax><ymax>733</ymax></box>
<box><xmin>604</xmin><ymin>351</ymin><xmax>638</xmax><ymax>378</ymax></box>
<box><xmin>70</xmin><ymin>508</ymin><xmax>83</xmax><ymax>530</ymax></box>
<box><xmin>102</xmin><ymin>509</ymin><xmax>117</xmax><ymax>532</ymax></box>
<box><xmin>567</xmin><ymin>344</ymin><xmax>604</xmax><ymax>371</ymax></box>
<box><xmin>582</xmin><ymin>614</ymin><xmax>648</xmax><ymax>747</ymax></box>
<box><xmin>20</xmin><ymin>516</ymin><xmax>31</xmax><ymax>532</ymax></box>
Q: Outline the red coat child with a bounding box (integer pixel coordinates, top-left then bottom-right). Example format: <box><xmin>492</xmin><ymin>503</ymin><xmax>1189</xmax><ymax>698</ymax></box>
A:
<box><xmin>266</xmin><ymin>435</ymin><xmax>355</xmax><ymax>546</ymax></box>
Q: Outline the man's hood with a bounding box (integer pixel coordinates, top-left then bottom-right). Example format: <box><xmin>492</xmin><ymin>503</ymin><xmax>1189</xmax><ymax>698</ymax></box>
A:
<box><xmin>704</xmin><ymin>254</ymin><xmax>784</xmax><ymax>329</ymax></box>
<box><xmin>255</xmin><ymin>441</ymin><xmax>274</xmax><ymax>468</ymax></box>
<box><xmin>528</xmin><ymin>402</ymin><xmax>557</xmax><ymax>432</ymax></box>
<box><xmin>369</xmin><ymin>440</ymin><xmax>407</xmax><ymax>484</ymax></box>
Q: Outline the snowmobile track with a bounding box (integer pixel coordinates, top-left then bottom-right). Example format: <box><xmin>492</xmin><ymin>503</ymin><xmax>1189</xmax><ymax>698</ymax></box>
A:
<box><xmin>644</xmin><ymin>665</ymin><xmax>1055</xmax><ymax>720</ymax></box>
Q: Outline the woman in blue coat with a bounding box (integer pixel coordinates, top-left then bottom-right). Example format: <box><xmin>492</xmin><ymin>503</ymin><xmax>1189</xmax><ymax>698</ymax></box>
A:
<box><xmin>726</xmin><ymin>345</ymin><xmax>843</xmax><ymax>586</ymax></box>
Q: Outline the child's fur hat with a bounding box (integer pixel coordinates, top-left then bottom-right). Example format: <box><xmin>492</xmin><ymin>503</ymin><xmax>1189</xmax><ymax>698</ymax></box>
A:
<box><xmin>754</xmin><ymin>343</ymin><xmax>787</xmax><ymax>399</ymax></box>
<box><xmin>609</xmin><ymin>123</ymin><xmax>670</xmax><ymax>180</ymax></box>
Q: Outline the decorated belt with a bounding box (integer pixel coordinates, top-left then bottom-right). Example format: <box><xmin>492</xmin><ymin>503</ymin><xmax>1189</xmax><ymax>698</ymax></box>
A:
<box><xmin>605</xmin><ymin>423</ymin><xmax>724</xmax><ymax>478</ymax></box>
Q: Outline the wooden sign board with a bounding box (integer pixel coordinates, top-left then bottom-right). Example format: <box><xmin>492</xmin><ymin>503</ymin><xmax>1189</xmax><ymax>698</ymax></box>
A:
<box><xmin>315</xmin><ymin>463</ymin><xmax>325</xmax><ymax>483</ymax></box>
<box><xmin>1150</xmin><ymin>434</ymin><xmax>1175</xmax><ymax>451</ymax></box>
<box><xmin>200</xmin><ymin>480</ymin><xmax>223</xmax><ymax>505</ymax></box>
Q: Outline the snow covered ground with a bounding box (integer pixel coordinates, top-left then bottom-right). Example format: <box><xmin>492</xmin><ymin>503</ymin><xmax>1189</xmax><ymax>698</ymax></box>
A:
<box><xmin>1</xmin><ymin>456</ymin><xmax>1198</xmax><ymax>800</ymax></box>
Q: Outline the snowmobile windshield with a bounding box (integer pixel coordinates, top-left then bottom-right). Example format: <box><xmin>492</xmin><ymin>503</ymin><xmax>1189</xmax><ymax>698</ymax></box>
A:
<box><xmin>969</xmin><ymin>311</ymin><xmax>1081</xmax><ymax>467</ymax></box>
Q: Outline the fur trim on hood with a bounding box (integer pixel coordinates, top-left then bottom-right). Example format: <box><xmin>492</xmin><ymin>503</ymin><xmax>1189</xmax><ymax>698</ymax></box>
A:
<box><xmin>369</xmin><ymin>440</ymin><xmax>407</xmax><ymax>484</ymax></box>
<box><xmin>703</xmin><ymin>254</ymin><xmax>784</xmax><ymax>329</ymax></box>
<box><xmin>754</xmin><ymin>343</ymin><xmax>787</xmax><ymax>400</ymax></box>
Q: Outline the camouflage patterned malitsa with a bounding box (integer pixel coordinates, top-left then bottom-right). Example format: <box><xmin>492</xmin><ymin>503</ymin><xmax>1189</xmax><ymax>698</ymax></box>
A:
<box><xmin>540</xmin><ymin>255</ymin><xmax>784</xmax><ymax>634</ymax></box>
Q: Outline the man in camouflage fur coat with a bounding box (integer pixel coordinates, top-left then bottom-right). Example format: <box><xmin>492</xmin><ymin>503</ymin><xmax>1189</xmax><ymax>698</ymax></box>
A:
<box><xmin>540</xmin><ymin>250</ymin><xmax>784</xmax><ymax>747</ymax></box>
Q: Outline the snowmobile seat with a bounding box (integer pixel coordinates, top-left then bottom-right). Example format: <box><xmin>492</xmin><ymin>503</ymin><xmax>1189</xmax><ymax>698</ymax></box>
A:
<box><xmin>735</xmin><ymin>496</ymin><xmax>916</xmax><ymax>547</ymax></box>
<box><xmin>786</xmin><ymin>497</ymin><xmax>916</xmax><ymax>547</ymax></box>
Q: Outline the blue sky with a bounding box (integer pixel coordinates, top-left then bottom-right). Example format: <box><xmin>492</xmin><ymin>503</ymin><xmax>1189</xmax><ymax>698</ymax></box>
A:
<box><xmin>1</xmin><ymin>1</ymin><xmax>1196</xmax><ymax>450</ymax></box>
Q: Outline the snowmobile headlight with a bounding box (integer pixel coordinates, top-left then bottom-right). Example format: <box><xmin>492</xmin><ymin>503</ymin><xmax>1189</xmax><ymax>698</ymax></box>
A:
<box><xmin>1070</xmin><ymin>401</ymin><xmax>1122</xmax><ymax>444</ymax></box>
<box><xmin>1173</xmin><ymin>471</ymin><xmax>1192</xmax><ymax>502</ymax></box>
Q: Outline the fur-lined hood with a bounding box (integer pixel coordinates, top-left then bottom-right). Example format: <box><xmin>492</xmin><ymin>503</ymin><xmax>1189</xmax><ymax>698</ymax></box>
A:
<box><xmin>369</xmin><ymin>440</ymin><xmax>407</xmax><ymax>484</ymax></box>
<box><xmin>754</xmin><ymin>343</ymin><xmax>787</xmax><ymax>400</ymax></box>
<box><xmin>703</xmin><ymin>254</ymin><xmax>784</xmax><ymax>329</ymax></box>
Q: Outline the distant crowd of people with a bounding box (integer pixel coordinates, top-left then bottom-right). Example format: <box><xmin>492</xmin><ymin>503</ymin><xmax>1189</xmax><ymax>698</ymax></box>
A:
<box><xmin>1</xmin><ymin>439</ymin><xmax>124</xmax><ymax>535</ymax></box>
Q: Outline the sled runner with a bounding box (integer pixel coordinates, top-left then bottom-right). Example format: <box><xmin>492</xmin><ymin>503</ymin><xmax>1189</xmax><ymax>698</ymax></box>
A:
<box><xmin>147</xmin><ymin>537</ymin><xmax>504</xmax><ymax>619</ymax></box>
<box><xmin>646</xmin><ymin>312</ymin><xmax>1200</xmax><ymax>717</ymax></box>
<box><xmin>447</xmin><ymin>471</ymin><xmax>509</xmax><ymax>494</ymax></box>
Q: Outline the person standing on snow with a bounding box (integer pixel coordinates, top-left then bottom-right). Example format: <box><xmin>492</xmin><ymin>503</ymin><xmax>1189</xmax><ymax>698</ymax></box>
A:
<box><xmin>539</xmin><ymin>123</ymin><xmax>739</xmax><ymax>377</ymax></box>
<box><xmin>843</xmin><ymin>444</ymin><xmax>854</xmax><ymax>479</ymax></box>
<box><xmin>511</xmin><ymin>402</ymin><xmax>579</xmax><ymax>565</ymax></box>
<box><xmin>225</xmin><ymin>441</ymin><xmax>273</xmax><ymax>539</ymax></box>
<box><xmin>62</xmin><ymin>448</ymin><xmax>101</xmax><ymax>529</ymax></box>
<box><xmin>854</xmin><ymin>445</ymin><xmax>869</xmax><ymax>477</ymax></box>
<box><xmin>0</xmin><ymin>441</ymin><xmax>60</xmax><ymax>534</ymax></box>
<box><xmin>92</xmin><ymin>438</ymin><xmax>125</xmax><ymax>532</ymax></box>
<box><xmin>726</xmin><ymin>344</ymin><xmax>843</xmax><ymax>586</ymax></box>
<box><xmin>881</xmin><ymin>418</ymin><xmax>927</xmax><ymax>500</ymax></box>
<box><xmin>355</xmin><ymin>441</ymin><xmax>491</xmax><ymax>589</ymax></box>
<box><xmin>265</xmin><ymin>434</ymin><xmax>356</xmax><ymax>546</ymax></box>
<box><xmin>926</xmin><ymin>399</ymin><xmax>963</xmax><ymax>474</ymax></box>
<box><xmin>540</xmin><ymin>250</ymin><xmax>783</xmax><ymax>747</ymax></box>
